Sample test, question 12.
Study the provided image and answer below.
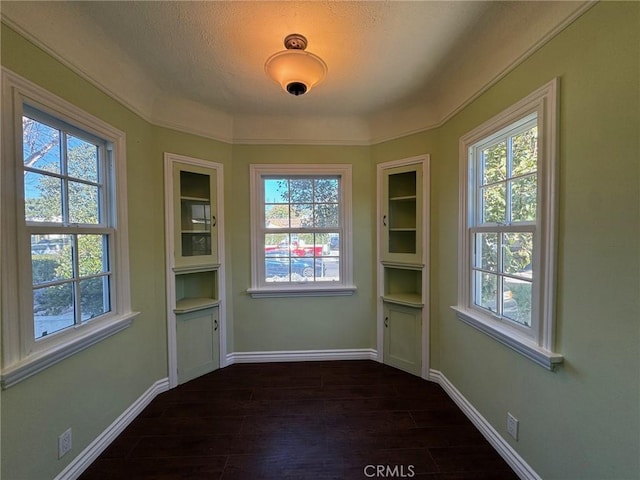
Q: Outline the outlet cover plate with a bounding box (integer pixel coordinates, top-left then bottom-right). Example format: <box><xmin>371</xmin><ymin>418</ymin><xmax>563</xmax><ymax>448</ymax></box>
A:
<box><xmin>507</xmin><ymin>413</ymin><xmax>519</xmax><ymax>440</ymax></box>
<box><xmin>58</xmin><ymin>428</ymin><xmax>72</xmax><ymax>458</ymax></box>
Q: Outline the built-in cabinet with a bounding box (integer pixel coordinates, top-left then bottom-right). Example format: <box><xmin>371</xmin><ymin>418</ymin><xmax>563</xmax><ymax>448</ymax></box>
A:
<box><xmin>378</xmin><ymin>156</ymin><xmax>429</xmax><ymax>377</ymax></box>
<box><xmin>165</xmin><ymin>154</ymin><xmax>224</xmax><ymax>387</ymax></box>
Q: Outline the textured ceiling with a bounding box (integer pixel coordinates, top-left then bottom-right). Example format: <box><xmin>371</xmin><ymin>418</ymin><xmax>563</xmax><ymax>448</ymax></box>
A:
<box><xmin>1</xmin><ymin>1</ymin><xmax>591</xmax><ymax>143</ymax></box>
<box><xmin>73</xmin><ymin>1</ymin><xmax>489</xmax><ymax>116</ymax></box>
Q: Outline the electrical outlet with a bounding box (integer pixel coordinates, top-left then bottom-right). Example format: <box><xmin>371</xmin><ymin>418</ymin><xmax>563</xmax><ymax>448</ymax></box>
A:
<box><xmin>507</xmin><ymin>413</ymin><xmax>519</xmax><ymax>440</ymax></box>
<box><xmin>58</xmin><ymin>428</ymin><xmax>72</xmax><ymax>458</ymax></box>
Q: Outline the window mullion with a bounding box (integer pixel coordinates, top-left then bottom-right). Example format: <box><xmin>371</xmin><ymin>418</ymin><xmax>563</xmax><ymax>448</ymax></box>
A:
<box><xmin>497</xmin><ymin>232</ymin><xmax>504</xmax><ymax>316</ymax></box>
<box><xmin>61</xmin><ymin>131</ymin><xmax>70</xmax><ymax>225</ymax></box>
<box><xmin>506</xmin><ymin>136</ymin><xmax>513</xmax><ymax>225</ymax></box>
<box><xmin>71</xmin><ymin>234</ymin><xmax>81</xmax><ymax>325</ymax></box>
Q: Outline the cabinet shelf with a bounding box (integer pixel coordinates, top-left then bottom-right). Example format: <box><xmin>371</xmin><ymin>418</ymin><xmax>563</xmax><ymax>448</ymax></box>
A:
<box><xmin>382</xmin><ymin>293</ymin><xmax>423</xmax><ymax>308</ymax></box>
<box><xmin>389</xmin><ymin>195</ymin><xmax>417</xmax><ymax>202</ymax></box>
<box><xmin>181</xmin><ymin>195</ymin><xmax>209</xmax><ymax>202</ymax></box>
<box><xmin>174</xmin><ymin>264</ymin><xmax>219</xmax><ymax>274</ymax></box>
<box><xmin>175</xmin><ymin>297</ymin><xmax>219</xmax><ymax>314</ymax></box>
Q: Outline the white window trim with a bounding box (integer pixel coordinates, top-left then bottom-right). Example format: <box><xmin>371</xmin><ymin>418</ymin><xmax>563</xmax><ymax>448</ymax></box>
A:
<box><xmin>1</xmin><ymin>68</ymin><xmax>138</xmax><ymax>388</ymax></box>
<box><xmin>452</xmin><ymin>78</ymin><xmax>563</xmax><ymax>370</ymax></box>
<box><xmin>248</xmin><ymin>163</ymin><xmax>356</xmax><ymax>298</ymax></box>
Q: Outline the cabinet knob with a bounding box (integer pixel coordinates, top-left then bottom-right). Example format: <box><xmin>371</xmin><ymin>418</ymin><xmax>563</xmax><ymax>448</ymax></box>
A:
<box><xmin>214</xmin><ymin>319</ymin><xmax>218</xmax><ymax>331</ymax></box>
<box><xmin>382</xmin><ymin>215</ymin><xmax>387</xmax><ymax>227</ymax></box>
<box><xmin>212</xmin><ymin>216</ymin><xmax>217</xmax><ymax>227</ymax></box>
<box><xmin>384</xmin><ymin>316</ymin><xmax>389</xmax><ymax>328</ymax></box>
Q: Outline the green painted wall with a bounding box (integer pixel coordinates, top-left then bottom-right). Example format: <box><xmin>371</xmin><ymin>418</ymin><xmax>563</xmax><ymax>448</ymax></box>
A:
<box><xmin>1</xmin><ymin>24</ymin><xmax>167</xmax><ymax>479</ymax></box>
<box><xmin>230</xmin><ymin>145</ymin><xmax>376</xmax><ymax>352</ymax></box>
<box><xmin>1</xmin><ymin>2</ymin><xmax>639</xmax><ymax>479</ymax></box>
<box><xmin>374</xmin><ymin>3</ymin><xmax>638</xmax><ymax>478</ymax></box>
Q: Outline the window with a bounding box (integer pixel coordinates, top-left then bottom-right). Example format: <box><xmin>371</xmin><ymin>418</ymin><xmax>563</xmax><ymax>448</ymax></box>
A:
<box><xmin>1</xmin><ymin>70</ymin><xmax>136</xmax><ymax>388</ymax></box>
<box><xmin>453</xmin><ymin>79</ymin><xmax>562</xmax><ymax>369</ymax></box>
<box><xmin>24</xmin><ymin>108</ymin><xmax>112</xmax><ymax>339</ymax></box>
<box><xmin>249</xmin><ymin>164</ymin><xmax>355</xmax><ymax>297</ymax></box>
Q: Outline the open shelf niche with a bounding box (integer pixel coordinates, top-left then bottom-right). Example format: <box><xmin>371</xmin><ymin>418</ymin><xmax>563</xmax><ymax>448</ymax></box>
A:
<box><xmin>173</xmin><ymin>266</ymin><xmax>219</xmax><ymax>314</ymax></box>
<box><xmin>382</xmin><ymin>265</ymin><xmax>423</xmax><ymax>307</ymax></box>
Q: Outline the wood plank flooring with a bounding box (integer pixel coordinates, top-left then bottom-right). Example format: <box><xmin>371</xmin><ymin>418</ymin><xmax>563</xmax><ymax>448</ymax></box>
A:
<box><xmin>79</xmin><ymin>361</ymin><xmax>518</xmax><ymax>479</ymax></box>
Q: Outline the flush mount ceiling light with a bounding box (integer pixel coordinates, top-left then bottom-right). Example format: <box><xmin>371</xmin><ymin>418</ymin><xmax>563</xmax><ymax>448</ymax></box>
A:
<box><xmin>264</xmin><ymin>34</ymin><xmax>328</xmax><ymax>96</ymax></box>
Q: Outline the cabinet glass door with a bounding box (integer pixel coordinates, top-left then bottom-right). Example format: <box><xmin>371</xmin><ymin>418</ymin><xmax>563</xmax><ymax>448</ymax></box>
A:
<box><xmin>174</xmin><ymin>164</ymin><xmax>217</xmax><ymax>267</ymax></box>
<box><xmin>382</xmin><ymin>163</ymin><xmax>422</xmax><ymax>263</ymax></box>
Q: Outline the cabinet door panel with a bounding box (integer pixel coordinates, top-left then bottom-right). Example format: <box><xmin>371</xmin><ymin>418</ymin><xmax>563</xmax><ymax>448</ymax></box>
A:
<box><xmin>383</xmin><ymin>303</ymin><xmax>421</xmax><ymax>376</ymax></box>
<box><xmin>177</xmin><ymin>307</ymin><xmax>220</xmax><ymax>384</ymax></box>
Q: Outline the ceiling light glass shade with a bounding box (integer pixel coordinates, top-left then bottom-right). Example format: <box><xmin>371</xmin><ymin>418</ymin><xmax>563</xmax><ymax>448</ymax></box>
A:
<box><xmin>265</xmin><ymin>49</ymin><xmax>328</xmax><ymax>95</ymax></box>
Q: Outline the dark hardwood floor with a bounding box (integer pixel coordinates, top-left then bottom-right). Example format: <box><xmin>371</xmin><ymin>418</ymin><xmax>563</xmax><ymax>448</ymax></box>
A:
<box><xmin>79</xmin><ymin>361</ymin><xmax>518</xmax><ymax>479</ymax></box>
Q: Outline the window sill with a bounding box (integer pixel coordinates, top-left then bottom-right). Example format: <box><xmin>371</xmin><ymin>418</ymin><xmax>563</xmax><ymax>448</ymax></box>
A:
<box><xmin>451</xmin><ymin>306</ymin><xmax>563</xmax><ymax>371</ymax></box>
<box><xmin>248</xmin><ymin>285</ymin><xmax>357</xmax><ymax>298</ymax></box>
<box><xmin>1</xmin><ymin>311</ymin><xmax>138</xmax><ymax>389</ymax></box>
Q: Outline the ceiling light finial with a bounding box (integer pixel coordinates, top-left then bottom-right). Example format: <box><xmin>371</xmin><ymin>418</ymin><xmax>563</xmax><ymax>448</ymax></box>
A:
<box><xmin>265</xmin><ymin>33</ymin><xmax>327</xmax><ymax>96</ymax></box>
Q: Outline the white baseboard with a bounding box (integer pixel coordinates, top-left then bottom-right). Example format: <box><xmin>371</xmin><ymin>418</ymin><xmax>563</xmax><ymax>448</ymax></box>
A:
<box><xmin>227</xmin><ymin>348</ymin><xmax>378</xmax><ymax>364</ymax></box>
<box><xmin>429</xmin><ymin>369</ymin><xmax>541</xmax><ymax>480</ymax></box>
<box><xmin>55</xmin><ymin>377</ymin><xmax>170</xmax><ymax>480</ymax></box>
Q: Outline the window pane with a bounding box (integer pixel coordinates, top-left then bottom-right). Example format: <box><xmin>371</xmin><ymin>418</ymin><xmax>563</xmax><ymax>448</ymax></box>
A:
<box><xmin>313</xmin><ymin>233</ymin><xmax>330</xmax><ymax>256</ymax></box>
<box><xmin>510</xmin><ymin>174</ymin><xmax>537</xmax><ymax>223</ymax></box>
<box><xmin>68</xmin><ymin>181</ymin><xmax>100</xmax><ymax>224</ymax></box>
<box><xmin>265</xmin><ymin>257</ymin><xmax>290</xmax><ymax>282</ymax></box>
<box><xmin>265</xmin><ymin>204</ymin><xmax>290</xmax><ymax>228</ymax></box>
<box><xmin>289</xmin><ymin>178</ymin><xmax>313</xmax><ymax>203</ymax></box>
<box><xmin>23</xmin><ymin>116</ymin><xmax>61</xmax><ymax>173</ymax></box>
<box><xmin>291</xmin><ymin>203</ymin><xmax>313</xmax><ymax>227</ymax></box>
<box><xmin>33</xmin><ymin>283</ymin><xmax>74</xmax><ymax>339</ymax></box>
<box><xmin>292</xmin><ymin>257</ymin><xmax>319</xmax><ymax>280</ymax></box>
<box><xmin>31</xmin><ymin>234</ymin><xmax>73</xmax><ymax>284</ymax></box>
<box><xmin>24</xmin><ymin>172</ymin><xmax>63</xmax><ymax>222</ymax></box>
<box><xmin>80</xmin><ymin>276</ymin><xmax>110</xmax><ymax>320</ymax></box>
<box><xmin>78</xmin><ymin>235</ymin><xmax>108</xmax><ymax>277</ymax></box>
<box><xmin>181</xmin><ymin>201</ymin><xmax>210</xmax><ymax>232</ymax></box>
<box><xmin>474</xmin><ymin>271</ymin><xmax>497</xmax><ymax>313</ymax></box>
<box><xmin>474</xmin><ymin>233</ymin><xmax>497</xmax><ymax>271</ymax></box>
<box><xmin>327</xmin><ymin>234</ymin><xmax>340</xmax><ymax>254</ymax></box>
<box><xmin>482</xmin><ymin>141</ymin><xmax>506</xmax><ymax>184</ymax></box>
<box><xmin>314</xmin><ymin>203</ymin><xmax>339</xmax><ymax>227</ymax></box>
<box><xmin>502</xmin><ymin>233</ymin><xmax>533</xmax><ymax>276</ymax></box>
<box><xmin>265</xmin><ymin>233</ymin><xmax>289</xmax><ymax>256</ymax></box>
<box><xmin>264</xmin><ymin>178</ymin><xmax>288</xmax><ymax>203</ymax></box>
<box><xmin>314</xmin><ymin>178</ymin><xmax>339</xmax><ymax>202</ymax></box>
<box><xmin>512</xmin><ymin>126</ymin><xmax>538</xmax><ymax>177</ymax></box>
<box><xmin>481</xmin><ymin>184</ymin><xmax>506</xmax><ymax>223</ymax></box>
<box><xmin>320</xmin><ymin>257</ymin><xmax>339</xmax><ymax>282</ymax></box>
<box><xmin>503</xmin><ymin>278</ymin><xmax>532</xmax><ymax>327</ymax></box>
<box><xmin>67</xmin><ymin>135</ymin><xmax>99</xmax><ymax>182</ymax></box>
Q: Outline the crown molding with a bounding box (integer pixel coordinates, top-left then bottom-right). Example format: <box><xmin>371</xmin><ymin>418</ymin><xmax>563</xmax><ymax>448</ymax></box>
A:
<box><xmin>1</xmin><ymin>1</ymin><xmax>595</xmax><ymax>146</ymax></box>
<box><xmin>0</xmin><ymin>10</ymin><xmax>158</xmax><ymax>126</ymax></box>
